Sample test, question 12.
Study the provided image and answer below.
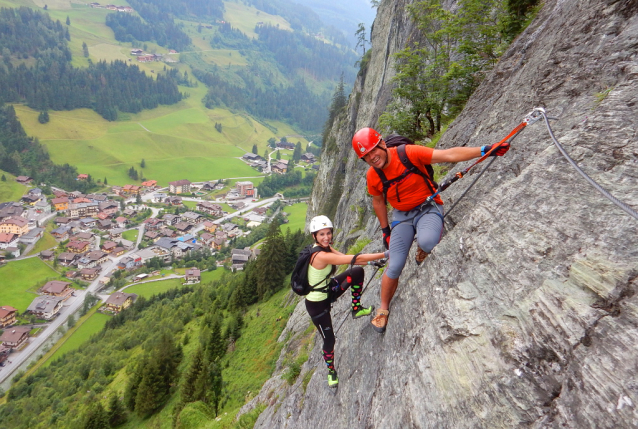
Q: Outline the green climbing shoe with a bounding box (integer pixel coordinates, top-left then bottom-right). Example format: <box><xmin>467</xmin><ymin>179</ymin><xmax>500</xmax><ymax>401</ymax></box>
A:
<box><xmin>327</xmin><ymin>369</ymin><xmax>339</xmax><ymax>388</ymax></box>
<box><xmin>352</xmin><ymin>305</ymin><xmax>374</xmax><ymax>319</ymax></box>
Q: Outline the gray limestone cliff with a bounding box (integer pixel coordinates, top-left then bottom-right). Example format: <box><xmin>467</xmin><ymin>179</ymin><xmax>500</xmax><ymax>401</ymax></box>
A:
<box><xmin>242</xmin><ymin>0</ymin><xmax>638</xmax><ymax>427</ymax></box>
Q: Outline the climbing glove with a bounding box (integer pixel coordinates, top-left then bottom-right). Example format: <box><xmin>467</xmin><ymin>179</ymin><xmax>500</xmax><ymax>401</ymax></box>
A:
<box><xmin>481</xmin><ymin>142</ymin><xmax>510</xmax><ymax>157</ymax></box>
<box><xmin>381</xmin><ymin>226</ymin><xmax>391</xmax><ymax>250</ymax></box>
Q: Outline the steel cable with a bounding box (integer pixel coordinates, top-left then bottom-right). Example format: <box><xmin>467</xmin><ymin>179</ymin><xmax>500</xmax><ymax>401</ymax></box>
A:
<box><xmin>539</xmin><ymin>112</ymin><xmax>638</xmax><ymax>221</ymax></box>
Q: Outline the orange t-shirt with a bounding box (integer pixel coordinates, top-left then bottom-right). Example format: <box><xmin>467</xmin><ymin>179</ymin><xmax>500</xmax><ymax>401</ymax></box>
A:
<box><xmin>366</xmin><ymin>145</ymin><xmax>443</xmax><ymax>211</ymax></box>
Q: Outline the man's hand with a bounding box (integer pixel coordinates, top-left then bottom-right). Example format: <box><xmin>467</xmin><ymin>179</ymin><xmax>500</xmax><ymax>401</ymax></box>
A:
<box><xmin>481</xmin><ymin>142</ymin><xmax>510</xmax><ymax>157</ymax></box>
<box><xmin>371</xmin><ymin>258</ymin><xmax>387</xmax><ymax>268</ymax></box>
<box><xmin>382</xmin><ymin>226</ymin><xmax>391</xmax><ymax>250</ymax></box>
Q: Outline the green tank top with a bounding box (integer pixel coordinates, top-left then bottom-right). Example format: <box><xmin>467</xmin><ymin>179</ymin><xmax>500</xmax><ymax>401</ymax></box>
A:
<box><xmin>306</xmin><ymin>249</ymin><xmax>332</xmax><ymax>302</ymax></box>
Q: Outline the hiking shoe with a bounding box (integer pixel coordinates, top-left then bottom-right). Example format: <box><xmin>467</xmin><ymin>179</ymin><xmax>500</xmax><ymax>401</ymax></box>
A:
<box><xmin>327</xmin><ymin>369</ymin><xmax>339</xmax><ymax>388</ymax></box>
<box><xmin>352</xmin><ymin>305</ymin><xmax>374</xmax><ymax>319</ymax></box>
<box><xmin>415</xmin><ymin>248</ymin><xmax>429</xmax><ymax>266</ymax></box>
<box><xmin>371</xmin><ymin>309</ymin><xmax>390</xmax><ymax>333</ymax></box>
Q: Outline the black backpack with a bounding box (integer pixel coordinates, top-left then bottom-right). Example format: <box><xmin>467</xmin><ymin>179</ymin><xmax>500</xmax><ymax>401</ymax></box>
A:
<box><xmin>290</xmin><ymin>245</ymin><xmax>333</xmax><ymax>296</ymax></box>
<box><xmin>373</xmin><ymin>134</ymin><xmax>438</xmax><ymax>203</ymax></box>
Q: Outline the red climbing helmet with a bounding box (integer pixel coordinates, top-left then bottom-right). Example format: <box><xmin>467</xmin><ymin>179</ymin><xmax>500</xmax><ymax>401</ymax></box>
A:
<box><xmin>352</xmin><ymin>127</ymin><xmax>382</xmax><ymax>158</ymax></box>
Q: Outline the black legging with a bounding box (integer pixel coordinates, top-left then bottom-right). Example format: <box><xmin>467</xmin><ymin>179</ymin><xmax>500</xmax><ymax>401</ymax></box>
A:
<box><xmin>305</xmin><ymin>266</ymin><xmax>365</xmax><ymax>371</ymax></box>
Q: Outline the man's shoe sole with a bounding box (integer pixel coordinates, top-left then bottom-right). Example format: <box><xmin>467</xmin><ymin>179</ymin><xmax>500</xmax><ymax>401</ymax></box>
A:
<box><xmin>372</xmin><ymin>324</ymin><xmax>386</xmax><ymax>333</ymax></box>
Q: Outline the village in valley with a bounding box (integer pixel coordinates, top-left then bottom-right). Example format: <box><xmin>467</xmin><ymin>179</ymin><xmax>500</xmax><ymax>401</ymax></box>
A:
<box><xmin>0</xmin><ymin>142</ymin><xmax>319</xmax><ymax>379</ymax></box>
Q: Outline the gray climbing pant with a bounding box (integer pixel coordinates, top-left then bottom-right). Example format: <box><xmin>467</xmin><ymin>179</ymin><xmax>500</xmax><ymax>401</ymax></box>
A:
<box><xmin>385</xmin><ymin>203</ymin><xmax>444</xmax><ymax>279</ymax></box>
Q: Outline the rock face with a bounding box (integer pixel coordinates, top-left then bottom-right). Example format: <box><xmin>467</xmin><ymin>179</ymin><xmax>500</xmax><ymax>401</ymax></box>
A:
<box><xmin>246</xmin><ymin>0</ymin><xmax>638</xmax><ymax>427</ymax></box>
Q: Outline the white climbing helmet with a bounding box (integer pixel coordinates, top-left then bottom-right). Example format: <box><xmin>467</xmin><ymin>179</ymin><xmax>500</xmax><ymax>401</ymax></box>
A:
<box><xmin>309</xmin><ymin>215</ymin><xmax>333</xmax><ymax>233</ymax></box>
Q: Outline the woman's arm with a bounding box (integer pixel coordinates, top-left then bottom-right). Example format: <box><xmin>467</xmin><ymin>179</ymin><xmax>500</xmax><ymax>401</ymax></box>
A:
<box><xmin>312</xmin><ymin>251</ymin><xmax>386</xmax><ymax>270</ymax></box>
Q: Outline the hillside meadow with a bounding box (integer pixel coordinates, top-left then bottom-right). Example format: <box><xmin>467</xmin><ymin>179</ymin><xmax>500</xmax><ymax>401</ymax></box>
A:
<box><xmin>0</xmin><ymin>170</ymin><xmax>27</xmax><ymax>203</ymax></box>
<box><xmin>8</xmin><ymin>0</ymin><xmax>310</xmax><ymax>187</ymax></box>
<box><xmin>0</xmin><ymin>258</ymin><xmax>68</xmax><ymax>312</ymax></box>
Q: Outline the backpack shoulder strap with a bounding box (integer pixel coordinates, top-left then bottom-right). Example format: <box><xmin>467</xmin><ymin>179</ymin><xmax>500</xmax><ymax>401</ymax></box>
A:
<box><xmin>396</xmin><ymin>145</ymin><xmax>438</xmax><ymax>194</ymax></box>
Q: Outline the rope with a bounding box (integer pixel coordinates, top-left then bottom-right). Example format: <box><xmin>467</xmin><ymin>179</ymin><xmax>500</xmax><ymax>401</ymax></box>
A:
<box><xmin>539</xmin><ymin>111</ymin><xmax>638</xmax><ymax>221</ymax></box>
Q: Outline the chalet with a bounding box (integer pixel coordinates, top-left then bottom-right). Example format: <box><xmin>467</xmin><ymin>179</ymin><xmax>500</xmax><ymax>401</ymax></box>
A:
<box><xmin>55</xmin><ymin>216</ymin><xmax>71</xmax><ymax>225</ymax></box>
<box><xmin>230</xmin><ymin>201</ymin><xmax>246</xmax><ymax>210</ymax></box>
<box><xmin>184</xmin><ymin>268</ymin><xmax>201</xmax><ymax>284</ymax></box>
<box><xmin>74</xmin><ymin>231</ymin><xmax>94</xmax><ymax>241</ymax></box>
<box><xmin>80</xmin><ymin>268</ymin><xmax>100</xmax><ymax>281</ymax></box>
<box><xmin>115</xmin><ymin>217</ymin><xmax>129</xmax><ymax>228</ymax></box>
<box><xmin>222</xmin><ymin>223</ymin><xmax>238</xmax><ymax>233</ymax></box>
<box><xmin>301</xmin><ymin>153</ymin><xmax>316</xmax><ymax>163</ymax></box>
<box><xmin>134</xmin><ymin>247</ymin><xmax>171</xmax><ymax>264</ymax></box>
<box><xmin>272</xmin><ymin>161</ymin><xmax>288</xmax><ymax>174</ymax></box>
<box><xmin>27</xmin><ymin>296</ymin><xmax>65</xmax><ymax>320</ymax></box>
<box><xmin>203</xmin><ymin>221</ymin><xmax>217</xmax><ymax>233</ymax></box>
<box><xmin>39</xmin><ymin>250</ymin><xmax>55</xmax><ymax>261</ymax></box>
<box><xmin>174</xmin><ymin>222</ymin><xmax>192</xmax><ymax>233</ymax></box>
<box><xmin>181</xmin><ymin>211</ymin><xmax>203</xmax><ymax>225</ymax></box>
<box><xmin>67</xmin><ymin>240</ymin><xmax>91</xmax><ymax>254</ymax></box>
<box><xmin>236</xmin><ymin>181</ymin><xmax>254</xmax><ymax>197</ymax></box>
<box><xmin>159</xmin><ymin>227</ymin><xmax>176</xmax><ymax>238</ymax></box>
<box><xmin>105</xmin><ymin>292</ymin><xmax>137</xmax><ymax>313</ymax></box>
<box><xmin>15</xmin><ymin>176</ymin><xmax>33</xmax><ymax>184</ymax></box>
<box><xmin>77</xmin><ymin>174</ymin><xmax>89</xmax><ymax>180</ymax></box>
<box><xmin>88</xmin><ymin>194</ymin><xmax>108</xmax><ymax>203</ymax></box>
<box><xmin>123</xmin><ymin>208</ymin><xmax>136</xmax><ymax>217</ymax></box>
<box><xmin>51</xmin><ymin>226</ymin><xmax>71</xmax><ymax>241</ymax></box>
<box><xmin>101</xmin><ymin>241</ymin><xmax>118</xmax><ymax>253</ymax></box>
<box><xmin>141</xmin><ymin>180</ymin><xmax>157</xmax><ymax>188</ymax></box>
<box><xmin>58</xmin><ymin>252</ymin><xmax>78</xmax><ymax>266</ymax></box>
<box><xmin>231</xmin><ymin>248</ymin><xmax>252</xmax><ymax>265</ymax></box>
<box><xmin>137</xmin><ymin>54</ymin><xmax>154</xmax><ymax>62</ymax></box>
<box><xmin>21</xmin><ymin>194</ymin><xmax>41</xmax><ymax>205</ymax></box>
<box><xmin>111</xmin><ymin>246</ymin><xmax>126</xmax><ymax>256</ymax></box>
<box><xmin>116</xmin><ymin>256</ymin><xmax>136</xmax><ymax>270</ymax></box>
<box><xmin>130</xmin><ymin>48</ymin><xmax>143</xmax><ymax>55</ymax></box>
<box><xmin>144</xmin><ymin>218</ymin><xmax>163</xmax><ymax>230</ymax></box>
<box><xmin>0</xmin><ymin>306</ymin><xmax>17</xmax><ymax>328</ymax></box>
<box><xmin>28</xmin><ymin>188</ymin><xmax>43</xmax><ymax>196</ymax></box>
<box><xmin>242</xmin><ymin>152</ymin><xmax>262</xmax><ymax>161</ymax></box>
<box><xmin>2</xmin><ymin>246</ymin><xmax>20</xmax><ymax>258</ymax></box>
<box><xmin>200</xmin><ymin>232</ymin><xmax>214</xmax><ymax>245</ymax></box>
<box><xmin>110</xmin><ymin>228</ymin><xmax>124</xmax><ymax>239</ymax></box>
<box><xmin>66</xmin><ymin>270</ymin><xmax>78</xmax><ymax>279</ymax></box>
<box><xmin>196</xmin><ymin>202</ymin><xmax>223</xmax><ymax>216</ymax></box>
<box><xmin>68</xmin><ymin>202</ymin><xmax>99</xmax><ymax>218</ymax></box>
<box><xmin>212</xmin><ymin>237</ymin><xmax>225</xmax><ymax>250</ymax></box>
<box><xmin>253</xmin><ymin>207</ymin><xmax>267</xmax><ymax>216</ymax></box>
<box><xmin>144</xmin><ymin>230</ymin><xmax>160</xmax><ymax>241</ymax></box>
<box><xmin>40</xmin><ymin>281</ymin><xmax>73</xmax><ymax>301</ymax></box>
<box><xmin>0</xmin><ymin>326</ymin><xmax>29</xmax><ymax>349</ymax></box>
<box><xmin>117</xmin><ymin>238</ymin><xmax>135</xmax><ymax>250</ymax></box>
<box><xmin>99</xmin><ymin>201</ymin><xmax>119</xmax><ymax>215</ymax></box>
<box><xmin>0</xmin><ymin>233</ymin><xmax>19</xmax><ymax>249</ymax></box>
<box><xmin>0</xmin><ymin>216</ymin><xmax>29</xmax><ymax>236</ymax></box>
<box><xmin>165</xmin><ymin>196</ymin><xmax>183</xmax><ymax>205</ymax></box>
<box><xmin>0</xmin><ymin>202</ymin><xmax>25</xmax><ymax>221</ymax></box>
<box><xmin>69</xmin><ymin>191</ymin><xmax>84</xmax><ymax>198</ymax></box>
<box><xmin>200</xmin><ymin>181</ymin><xmax>216</xmax><ymax>191</ymax></box>
<box><xmin>276</xmin><ymin>141</ymin><xmax>295</xmax><ymax>150</ymax></box>
<box><xmin>153</xmin><ymin>192</ymin><xmax>167</xmax><ymax>203</ymax></box>
<box><xmin>112</xmin><ymin>185</ymin><xmax>123</xmax><ymax>195</ymax></box>
<box><xmin>97</xmin><ymin>219</ymin><xmax>112</xmax><ymax>230</ymax></box>
<box><xmin>34</xmin><ymin>200</ymin><xmax>51</xmax><ymax>215</ymax></box>
<box><xmin>19</xmin><ymin>227</ymin><xmax>44</xmax><ymax>245</ymax></box>
<box><xmin>168</xmin><ymin>179</ymin><xmax>191</xmax><ymax>194</ymax></box>
<box><xmin>77</xmin><ymin>250</ymin><xmax>108</xmax><ymax>269</ymax></box>
<box><xmin>73</xmin><ymin>197</ymin><xmax>91</xmax><ymax>204</ymax></box>
<box><xmin>162</xmin><ymin>213</ymin><xmax>179</xmax><ymax>225</ymax></box>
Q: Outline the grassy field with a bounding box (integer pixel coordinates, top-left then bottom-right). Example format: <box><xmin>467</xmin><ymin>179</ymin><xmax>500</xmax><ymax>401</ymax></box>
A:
<box><xmin>0</xmin><ymin>258</ymin><xmax>66</xmax><ymax>312</ymax></box>
<box><xmin>44</xmin><ymin>311</ymin><xmax>111</xmax><ymax>366</ymax></box>
<box><xmin>0</xmin><ymin>170</ymin><xmax>27</xmax><ymax>203</ymax></box>
<box><xmin>121</xmin><ymin>229</ymin><xmax>138</xmax><ymax>242</ymax></box>
<box><xmin>26</xmin><ymin>232</ymin><xmax>58</xmax><ymax>256</ymax></box>
<box><xmin>123</xmin><ymin>278</ymin><xmax>184</xmax><ymax>297</ymax></box>
<box><xmin>8</xmin><ymin>0</ymin><xmax>309</xmax><ymax>188</ymax></box>
<box><xmin>281</xmin><ymin>202</ymin><xmax>308</xmax><ymax>234</ymax></box>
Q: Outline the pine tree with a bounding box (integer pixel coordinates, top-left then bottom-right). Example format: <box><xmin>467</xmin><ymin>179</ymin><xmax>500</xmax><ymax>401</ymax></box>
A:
<box><xmin>140</xmin><ymin>159</ymin><xmax>145</xmax><ymax>168</ymax></box>
<box><xmin>1</xmin><ymin>175</ymin><xmax>5</xmax><ymax>181</ymax></box>
<box><xmin>83</xmin><ymin>403</ymin><xmax>109</xmax><ymax>429</ymax></box>
<box><xmin>206</xmin><ymin>316</ymin><xmax>225</xmax><ymax>362</ymax></box>
<box><xmin>124</xmin><ymin>360</ymin><xmax>144</xmax><ymax>411</ymax></box>
<box><xmin>82</xmin><ymin>41</ymin><xmax>89</xmax><ymax>57</ymax></box>
<box><xmin>255</xmin><ymin>221</ymin><xmax>287</xmax><ymax>298</ymax></box>
<box><xmin>134</xmin><ymin>359</ymin><xmax>164</xmax><ymax>417</ymax></box>
<box><xmin>276</xmin><ymin>150</ymin><xmax>281</xmax><ymax>160</ymax></box>
<box><xmin>180</xmin><ymin>346</ymin><xmax>204</xmax><ymax>403</ymax></box>
<box><xmin>104</xmin><ymin>177</ymin><xmax>108</xmax><ymax>185</ymax></box>
<box><xmin>292</xmin><ymin>142</ymin><xmax>302</xmax><ymax>162</ymax></box>
<box><xmin>66</xmin><ymin>16</ymin><xmax>70</xmax><ymax>25</ymax></box>
<box><xmin>252</xmin><ymin>144</ymin><xmax>258</xmax><ymax>155</ymax></box>
<box><xmin>107</xmin><ymin>393</ymin><xmax>127</xmax><ymax>427</ymax></box>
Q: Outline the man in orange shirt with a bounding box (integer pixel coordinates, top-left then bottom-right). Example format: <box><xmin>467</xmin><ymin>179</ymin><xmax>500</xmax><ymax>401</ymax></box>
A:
<box><xmin>352</xmin><ymin>128</ymin><xmax>510</xmax><ymax>333</ymax></box>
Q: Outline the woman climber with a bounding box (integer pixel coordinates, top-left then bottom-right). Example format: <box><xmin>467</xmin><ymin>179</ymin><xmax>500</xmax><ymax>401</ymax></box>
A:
<box><xmin>305</xmin><ymin>215</ymin><xmax>387</xmax><ymax>387</ymax></box>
